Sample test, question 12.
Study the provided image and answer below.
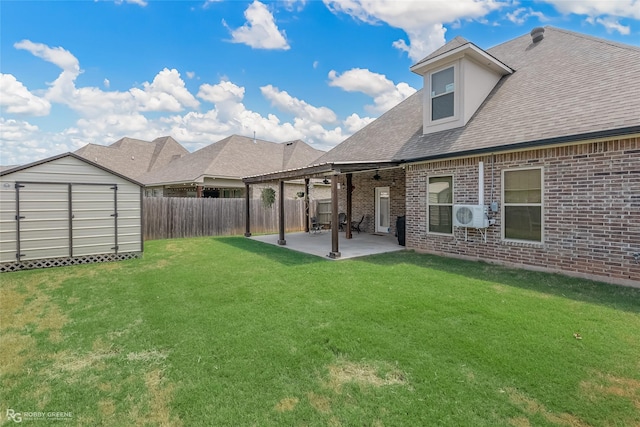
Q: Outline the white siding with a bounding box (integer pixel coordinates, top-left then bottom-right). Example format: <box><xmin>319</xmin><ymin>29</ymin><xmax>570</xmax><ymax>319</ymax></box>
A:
<box><xmin>0</xmin><ymin>155</ymin><xmax>142</xmax><ymax>264</ymax></box>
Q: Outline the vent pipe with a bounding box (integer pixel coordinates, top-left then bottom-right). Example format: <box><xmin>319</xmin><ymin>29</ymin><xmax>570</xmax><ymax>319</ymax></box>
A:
<box><xmin>531</xmin><ymin>27</ymin><xmax>545</xmax><ymax>43</ymax></box>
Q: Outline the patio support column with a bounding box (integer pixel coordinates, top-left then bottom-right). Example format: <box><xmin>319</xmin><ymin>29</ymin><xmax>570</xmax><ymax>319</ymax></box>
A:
<box><xmin>244</xmin><ymin>183</ymin><xmax>251</xmax><ymax>237</ymax></box>
<box><xmin>304</xmin><ymin>178</ymin><xmax>310</xmax><ymax>233</ymax></box>
<box><xmin>346</xmin><ymin>173</ymin><xmax>353</xmax><ymax>239</ymax></box>
<box><xmin>278</xmin><ymin>180</ymin><xmax>286</xmax><ymax>245</ymax></box>
<box><xmin>328</xmin><ymin>174</ymin><xmax>341</xmax><ymax>258</ymax></box>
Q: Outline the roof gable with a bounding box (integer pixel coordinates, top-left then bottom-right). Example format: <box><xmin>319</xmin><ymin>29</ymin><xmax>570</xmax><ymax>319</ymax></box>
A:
<box><xmin>75</xmin><ymin>136</ymin><xmax>188</xmax><ymax>179</ymax></box>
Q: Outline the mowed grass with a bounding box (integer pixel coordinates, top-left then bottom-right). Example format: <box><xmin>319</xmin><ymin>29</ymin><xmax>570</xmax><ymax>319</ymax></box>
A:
<box><xmin>1</xmin><ymin>236</ymin><xmax>640</xmax><ymax>426</ymax></box>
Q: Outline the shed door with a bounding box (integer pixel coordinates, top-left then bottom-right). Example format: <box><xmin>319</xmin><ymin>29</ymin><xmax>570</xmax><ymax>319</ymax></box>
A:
<box><xmin>17</xmin><ymin>183</ymin><xmax>70</xmax><ymax>261</ymax></box>
<box><xmin>72</xmin><ymin>184</ymin><xmax>117</xmax><ymax>257</ymax></box>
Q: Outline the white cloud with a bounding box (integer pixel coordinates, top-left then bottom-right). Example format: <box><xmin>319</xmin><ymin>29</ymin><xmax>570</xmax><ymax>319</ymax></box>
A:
<box><xmin>594</xmin><ymin>16</ymin><xmax>631</xmax><ymax>34</ymax></box>
<box><xmin>130</xmin><ymin>68</ymin><xmax>200</xmax><ymax>112</ymax></box>
<box><xmin>225</xmin><ymin>0</ymin><xmax>290</xmax><ymax>50</ymax></box>
<box><xmin>506</xmin><ymin>7</ymin><xmax>548</xmax><ymax>25</ymax></box>
<box><xmin>323</xmin><ymin>0</ymin><xmax>503</xmax><ymax>61</ymax></box>
<box><xmin>75</xmin><ymin>113</ymin><xmax>150</xmax><ymax>138</ymax></box>
<box><xmin>14</xmin><ymin>40</ymin><xmax>80</xmax><ymax>73</ymax></box>
<box><xmin>261</xmin><ymin>85</ymin><xmax>337</xmax><ymax>124</ymax></box>
<box><xmin>543</xmin><ymin>0</ymin><xmax>640</xmax><ymax>19</ymax></box>
<box><xmin>542</xmin><ymin>0</ymin><xmax>638</xmax><ymax>34</ymax></box>
<box><xmin>328</xmin><ymin>68</ymin><xmax>416</xmax><ymax>114</ymax></box>
<box><xmin>343</xmin><ymin>113</ymin><xmax>374</xmax><ymax>133</ymax></box>
<box><xmin>282</xmin><ymin>0</ymin><xmax>306</xmax><ymax>12</ymax></box>
<box><xmin>197</xmin><ymin>80</ymin><xmax>245</xmax><ymax>104</ymax></box>
<box><xmin>186</xmin><ymin>71</ymin><xmax>196</xmax><ymax>79</ymax></box>
<box><xmin>115</xmin><ymin>0</ymin><xmax>148</xmax><ymax>6</ymax></box>
<box><xmin>0</xmin><ymin>118</ymin><xmax>70</xmax><ymax>166</ymax></box>
<box><xmin>0</xmin><ymin>74</ymin><xmax>51</xmax><ymax>116</ymax></box>
<box><xmin>103</xmin><ymin>78</ymin><xmax>110</xmax><ymax>89</ymax></box>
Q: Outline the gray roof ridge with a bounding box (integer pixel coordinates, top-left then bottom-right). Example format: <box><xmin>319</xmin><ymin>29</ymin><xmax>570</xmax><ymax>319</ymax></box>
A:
<box><xmin>545</xmin><ymin>25</ymin><xmax>640</xmax><ymax>52</ymax></box>
<box><xmin>110</xmin><ymin>136</ymin><xmax>150</xmax><ymax>148</ymax></box>
<box><xmin>147</xmin><ymin>137</ymin><xmax>169</xmax><ymax>172</ymax></box>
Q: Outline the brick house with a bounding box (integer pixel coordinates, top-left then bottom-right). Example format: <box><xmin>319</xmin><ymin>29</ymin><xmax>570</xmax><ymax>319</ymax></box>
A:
<box><xmin>244</xmin><ymin>27</ymin><xmax>640</xmax><ymax>287</ymax></box>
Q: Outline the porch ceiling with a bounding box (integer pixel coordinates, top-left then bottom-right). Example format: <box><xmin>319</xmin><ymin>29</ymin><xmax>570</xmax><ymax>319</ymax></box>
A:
<box><xmin>242</xmin><ymin>161</ymin><xmax>400</xmax><ymax>184</ymax></box>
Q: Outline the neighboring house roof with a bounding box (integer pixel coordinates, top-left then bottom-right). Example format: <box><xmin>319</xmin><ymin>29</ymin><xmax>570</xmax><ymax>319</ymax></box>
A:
<box><xmin>319</xmin><ymin>26</ymin><xmax>640</xmax><ymax>165</ymax></box>
<box><xmin>75</xmin><ymin>136</ymin><xmax>188</xmax><ymax>179</ymax></box>
<box><xmin>139</xmin><ymin>135</ymin><xmax>325</xmax><ymax>185</ymax></box>
<box><xmin>0</xmin><ymin>152</ymin><xmax>143</xmax><ymax>186</ymax></box>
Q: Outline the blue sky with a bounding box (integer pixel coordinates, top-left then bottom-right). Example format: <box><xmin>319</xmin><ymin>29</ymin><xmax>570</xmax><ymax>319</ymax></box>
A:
<box><xmin>1</xmin><ymin>0</ymin><xmax>639</xmax><ymax>165</ymax></box>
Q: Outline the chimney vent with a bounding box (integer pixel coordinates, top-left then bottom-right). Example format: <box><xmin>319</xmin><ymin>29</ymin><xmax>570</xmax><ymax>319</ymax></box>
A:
<box><xmin>531</xmin><ymin>27</ymin><xmax>545</xmax><ymax>43</ymax></box>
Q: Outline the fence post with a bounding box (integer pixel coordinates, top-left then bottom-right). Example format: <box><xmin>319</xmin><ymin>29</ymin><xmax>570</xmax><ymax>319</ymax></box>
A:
<box><xmin>244</xmin><ymin>184</ymin><xmax>251</xmax><ymax>237</ymax></box>
<box><xmin>277</xmin><ymin>180</ymin><xmax>286</xmax><ymax>245</ymax></box>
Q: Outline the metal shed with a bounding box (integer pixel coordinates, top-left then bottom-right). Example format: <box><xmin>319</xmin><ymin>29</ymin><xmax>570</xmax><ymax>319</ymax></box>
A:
<box><xmin>0</xmin><ymin>153</ymin><xmax>143</xmax><ymax>272</ymax></box>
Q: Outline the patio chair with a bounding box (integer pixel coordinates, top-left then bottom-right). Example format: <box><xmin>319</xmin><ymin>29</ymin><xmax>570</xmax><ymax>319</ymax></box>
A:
<box><xmin>310</xmin><ymin>217</ymin><xmax>322</xmax><ymax>234</ymax></box>
<box><xmin>351</xmin><ymin>215</ymin><xmax>364</xmax><ymax>234</ymax></box>
<box><xmin>338</xmin><ymin>213</ymin><xmax>347</xmax><ymax>231</ymax></box>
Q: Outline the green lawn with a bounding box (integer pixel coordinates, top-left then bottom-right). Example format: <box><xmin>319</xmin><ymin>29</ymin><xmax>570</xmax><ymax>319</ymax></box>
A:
<box><xmin>2</xmin><ymin>236</ymin><xmax>639</xmax><ymax>426</ymax></box>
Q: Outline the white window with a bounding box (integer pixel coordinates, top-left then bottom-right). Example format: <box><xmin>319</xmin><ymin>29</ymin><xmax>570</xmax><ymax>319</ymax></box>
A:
<box><xmin>502</xmin><ymin>168</ymin><xmax>543</xmax><ymax>242</ymax></box>
<box><xmin>431</xmin><ymin>66</ymin><xmax>455</xmax><ymax>121</ymax></box>
<box><xmin>428</xmin><ymin>175</ymin><xmax>453</xmax><ymax>234</ymax></box>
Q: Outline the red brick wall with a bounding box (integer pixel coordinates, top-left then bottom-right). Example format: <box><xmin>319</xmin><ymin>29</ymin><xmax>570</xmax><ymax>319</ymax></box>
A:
<box><xmin>336</xmin><ymin>169</ymin><xmax>406</xmax><ymax>234</ymax></box>
<box><xmin>406</xmin><ymin>136</ymin><xmax>640</xmax><ymax>287</ymax></box>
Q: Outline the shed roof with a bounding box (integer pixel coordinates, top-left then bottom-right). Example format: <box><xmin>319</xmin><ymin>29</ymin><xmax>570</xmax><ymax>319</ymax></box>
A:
<box><xmin>0</xmin><ymin>152</ymin><xmax>144</xmax><ymax>186</ymax></box>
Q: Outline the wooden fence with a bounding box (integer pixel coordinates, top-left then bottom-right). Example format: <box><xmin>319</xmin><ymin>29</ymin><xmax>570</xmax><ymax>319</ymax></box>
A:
<box><xmin>143</xmin><ymin>197</ymin><xmax>309</xmax><ymax>240</ymax></box>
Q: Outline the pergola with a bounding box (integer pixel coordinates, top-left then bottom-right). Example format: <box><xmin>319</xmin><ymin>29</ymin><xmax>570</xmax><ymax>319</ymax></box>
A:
<box><xmin>242</xmin><ymin>161</ymin><xmax>399</xmax><ymax>259</ymax></box>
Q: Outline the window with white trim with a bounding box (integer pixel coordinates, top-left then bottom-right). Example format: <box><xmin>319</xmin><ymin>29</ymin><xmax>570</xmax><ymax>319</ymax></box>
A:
<box><xmin>431</xmin><ymin>66</ymin><xmax>455</xmax><ymax>121</ymax></box>
<box><xmin>502</xmin><ymin>168</ymin><xmax>543</xmax><ymax>242</ymax></box>
<box><xmin>428</xmin><ymin>175</ymin><xmax>453</xmax><ymax>234</ymax></box>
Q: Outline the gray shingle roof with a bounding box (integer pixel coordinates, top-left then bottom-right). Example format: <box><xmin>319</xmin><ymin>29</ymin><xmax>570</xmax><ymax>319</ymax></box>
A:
<box><xmin>319</xmin><ymin>26</ymin><xmax>640</xmax><ymax>165</ymax></box>
<box><xmin>75</xmin><ymin>136</ymin><xmax>188</xmax><ymax>179</ymax></box>
<box><xmin>138</xmin><ymin>135</ymin><xmax>325</xmax><ymax>185</ymax></box>
<box><xmin>411</xmin><ymin>35</ymin><xmax>470</xmax><ymax>68</ymax></box>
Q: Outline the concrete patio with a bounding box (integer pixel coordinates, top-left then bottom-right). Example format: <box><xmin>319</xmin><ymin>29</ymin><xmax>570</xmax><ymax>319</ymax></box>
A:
<box><xmin>250</xmin><ymin>230</ymin><xmax>405</xmax><ymax>260</ymax></box>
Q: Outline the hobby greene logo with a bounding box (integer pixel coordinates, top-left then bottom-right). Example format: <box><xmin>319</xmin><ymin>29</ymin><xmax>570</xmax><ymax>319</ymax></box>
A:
<box><xmin>6</xmin><ymin>409</ymin><xmax>22</xmax><ymax>423</ymax></box>
<box><xmin>6</xmin><ymin>409</ymin><xmax>73</xmax><ymax>423</ymax></box>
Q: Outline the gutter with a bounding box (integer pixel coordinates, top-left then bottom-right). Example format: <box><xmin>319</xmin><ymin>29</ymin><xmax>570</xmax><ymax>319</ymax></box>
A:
<box><xmin>397</xmin><ymin>126</ymin><xmax>640</xmax><ymax>164</ymax></box>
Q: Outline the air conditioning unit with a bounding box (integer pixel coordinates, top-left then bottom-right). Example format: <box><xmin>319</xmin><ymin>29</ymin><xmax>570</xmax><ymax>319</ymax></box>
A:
<box><xmin>453</xmin><ymin>204</ymin><xmax>489</xmax><ymax>228</ymax></box>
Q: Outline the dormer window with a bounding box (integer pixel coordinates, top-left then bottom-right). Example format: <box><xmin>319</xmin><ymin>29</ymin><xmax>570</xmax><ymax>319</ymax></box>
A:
<box><xmin>412</xmin><ymin>38</ymin><xmax>512</xmax><ymax>135</ymax></box>
<box><xmin>431</xmin><ymin>66</ymin><xmax>455</xmax><ymax>121</ymax></box>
